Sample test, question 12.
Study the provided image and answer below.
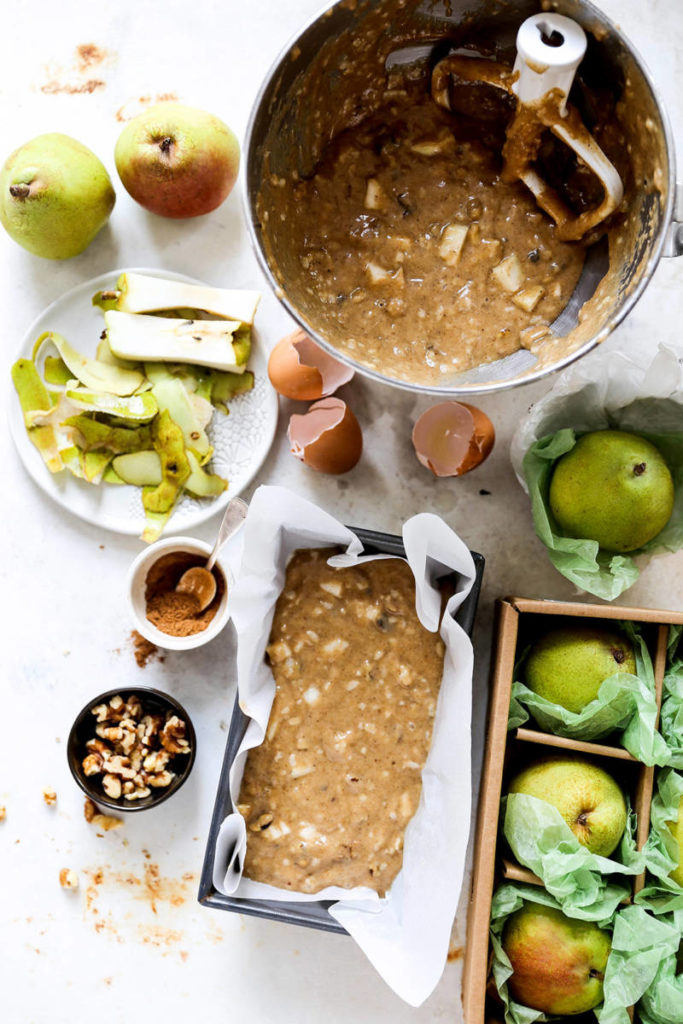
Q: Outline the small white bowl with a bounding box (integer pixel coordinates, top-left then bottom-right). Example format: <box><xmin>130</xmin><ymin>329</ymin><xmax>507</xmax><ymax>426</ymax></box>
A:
<box><xmin>127</xmin><ymin>536</ymin><xmax>233</xmax><ymax>651</ymax></box>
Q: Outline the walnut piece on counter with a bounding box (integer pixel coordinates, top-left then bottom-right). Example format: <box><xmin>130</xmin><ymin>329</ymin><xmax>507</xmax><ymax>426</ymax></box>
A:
<box><xmin>59</xmin><ymin>868</ymin><xmax>79</xmax><ymax>890</ymax></box>
<box><xmin>42</xmin><ymin>788</ymin><xmax>57</xmax><ymax>807</ymax></box>
<box><xmin>80</xmin><ymin>694</ymin><xmax>191</xmax><ymax>803</ymax></box>
<box><xmin>83</xmin><ymin>796</ymin><xmax>122</xmax><ymax>831</ymax></box>
<box><xmin>91</xmin><ymin>813</ymin><xmax>123</xmax><ymax>831</ymax></box>
<box><xmin>0</xmin><ymin>806</ymin><xmax>6</xmax><ymax>822</ymax></box>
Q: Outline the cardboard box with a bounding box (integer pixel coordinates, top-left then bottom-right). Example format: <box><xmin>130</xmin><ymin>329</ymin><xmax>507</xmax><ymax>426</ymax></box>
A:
<box><xmin>462</xmin><ymin>597</ymin><xmax>683</xmax><ymax>1024</ymax></box>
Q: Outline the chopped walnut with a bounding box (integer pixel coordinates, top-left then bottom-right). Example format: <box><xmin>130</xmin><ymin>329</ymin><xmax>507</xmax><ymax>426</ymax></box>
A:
<box><xmin>85</xmin><ymin>738</ymin><xmax>108</xmax><ymax>754</ymax></box>
<box><xmin>42</xmin><ymin>788</ymin><xmax>57</xmax><ymax>807</ymax></box>
<box><xmin>91</xmin><ymin>703</ymin><xmax>110</xmax><ymax>723</ymax></box>
<box><xmin>160</xmin><ymin>716</ymin><xmax>190</xmax><ymax>755</ymax></box>
<box><xmin>102</xmin><ymin>774</ymin><xmax>122</xmax><ymax>800</ymax></box>
<box><xmin>96</xmin><ymin>724</ymin><xmax>124</xmax><ymax>743</ymax></box>
<box><xmin>143</xmin><ymin>750</ymin><xmax>170</xmax><ymax>773</ymax></box>
<box><xmin>81</xmin><ymin>694</ymin><xmax>190</xmax><ymax>803</ymax></box>
<box><xmin>125</xmin><ymin>696</ymin><xmax>142</xmax><ymax>719</ymax></box>
<box><xmin>124</xmin><ymin>786</ymin><xmax>151</xmax><ymax>802</ymax></box>
<box><xmin>0</xmin><ymin>806</ymin><xmax>6</xmax><ymax>822</ymax></box>
<box><xmin>82</xmin><ymin>753</ymin><xmax>104</xmax><ymax>777</ymax></box>
<box><xmin>59</xmin><ymin>868</ymin><xmax>79</xmax><ymax>890</ymax></box>
<box><xmin>91</xmin><ymin>812</ymin><xmax>123</xmax><ymax>831</ymax></box>
<box><xmin>148</xmin><ymin>770</ymin><xmax>175</xmax><ymax>788</ymax></box>
<box><xmin>84</xmin><ymin>797</ymin><xmax>97</xmax><ymax>822</ymax></box>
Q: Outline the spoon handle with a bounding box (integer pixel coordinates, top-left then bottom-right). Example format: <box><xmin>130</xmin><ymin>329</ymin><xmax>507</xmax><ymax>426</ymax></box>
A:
<box><xmin>206</xmin><ymin>497</ymin><xmax>249</xmax><ymax>571</ymax></box>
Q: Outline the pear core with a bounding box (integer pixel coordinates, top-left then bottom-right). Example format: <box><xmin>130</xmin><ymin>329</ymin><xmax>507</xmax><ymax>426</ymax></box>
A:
<box><xmin>524</xmin><ymin>625</ymin><xmax>636</xmax><ymax>714</ymax></box>
<box><xmin>509</xmin><ymin>755</ymin><xmax>628</xmax><ymax>857</ymax></box>
<box><xmin>503</xmin><ymin>903</ymin><xmax>611</xmax><ymax>1015</ymax></box>
<box><xmin>549</xmin><ymin>430</ymin><xmax>674</xmax><ymax>553</ymax></box>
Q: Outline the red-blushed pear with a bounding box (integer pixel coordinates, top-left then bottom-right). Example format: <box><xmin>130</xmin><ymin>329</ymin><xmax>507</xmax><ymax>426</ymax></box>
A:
<box><xmin>114</xmin><ymin>102</ymin><xmax>240</xmax><ymax>219</ymax></box>
<box><xmin>503</xmin><ymin>903</ymin><xmax>611</xmax><ymax>1015</ymax></box>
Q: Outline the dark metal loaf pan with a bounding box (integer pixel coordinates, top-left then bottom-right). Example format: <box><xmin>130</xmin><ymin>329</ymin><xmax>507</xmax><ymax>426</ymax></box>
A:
<box><xmin>199</xmin><ymin>526</ymin><xmax>485</xmax><ymax>933</ymax></box>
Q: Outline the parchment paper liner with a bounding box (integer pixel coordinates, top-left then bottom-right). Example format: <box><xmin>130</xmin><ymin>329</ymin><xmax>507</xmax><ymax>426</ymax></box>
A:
<box><xmin>211</xmin><ymin>485</ymin><xmax>476</xmax><ymax>1005</ymax></box>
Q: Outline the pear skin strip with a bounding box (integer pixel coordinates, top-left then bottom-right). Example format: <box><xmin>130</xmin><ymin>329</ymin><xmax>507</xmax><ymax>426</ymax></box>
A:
<box><xmin>185</xmin><ymin>450</ymin><xmax>228</xmax><ymax>498</ymax></box>
<box><xmin>141</xmin><ymin>499</ymin><xmax>172</xmax><ymax>544</ymax></box>
<box><xmin>64</xmin><ymin>414</ymin><xmax>153</xmax><ymax>455</ymax></box>
<box><xmin>43</xmin><ymin>356</ymin><xmax>74</xmax><ymax>387</ymax></box>
<box><xmin>142</xmin><ymin>410</ymin><xmax>190</xmax><ymax>515</ymax></box>
<box><xmin>151</xmin><ymin>378</ymin><xmax>210</xmax><ymax>461</ymax></box>
<box><xmin>211</xmin><ymin>369</ymin><xmax>254</xmax><ymax>412</ymax></box>
<box><xmin>11</xmin><ymin>359</ymin><xmax>64</xmax><ymax>473</ymax></box>
<box><xmin>33</xmin><ymin>331</ymin><xmax>144</xmax><ymax>397</ymax></box>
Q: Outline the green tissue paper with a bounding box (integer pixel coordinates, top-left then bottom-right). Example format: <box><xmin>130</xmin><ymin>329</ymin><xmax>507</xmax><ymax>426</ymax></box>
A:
<box><xmin>521</xmin><ymin>421</ymin><xmax>683</xmax><ymax>602</ymax></box>
<box><xmin>660</xmin><ymin>627</ymin><xmax>683</xmax><ymax>770</ymax></box>
<box><xmin>637</xmin><ymin>910</ymin><xmax>683</xmax><ymax>1024</ymax></box>
<box><xmin>638</xmin><ymin>769</ymin><xmax>683</xmax><ymax>914</ymax></box>
<box><xmin>503</xmin><ymin>793</ymin><xmax>643</xmax><ymax>920</ymax></box>
<box><xmin>600</xmin><ymin>906</ymin><xmax>681</xmax><ymax>1024</ymax></box>
<box><xmin>508</xmin><ymin>621</ymin><xmax>669</xmax><ymax>766</ymax></box>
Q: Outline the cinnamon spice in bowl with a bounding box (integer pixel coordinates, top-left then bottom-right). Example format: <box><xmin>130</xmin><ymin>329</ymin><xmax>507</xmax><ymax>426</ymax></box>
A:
<box><xmin>127</xmin><ymin>537</ymin><xmax>232</xmax><ymax>651</ymax></box>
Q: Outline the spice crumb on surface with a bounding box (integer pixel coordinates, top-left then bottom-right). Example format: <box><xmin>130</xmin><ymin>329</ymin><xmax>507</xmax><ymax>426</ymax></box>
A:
<box><xmin>131</xmin><ymin>630</ymin><xmax>162</xmax><ymax>668</ymax></box>
<box><xmin>0</xmin><ymin>806</ymin><xmax>6</xmax><ymax>822</ymax></box>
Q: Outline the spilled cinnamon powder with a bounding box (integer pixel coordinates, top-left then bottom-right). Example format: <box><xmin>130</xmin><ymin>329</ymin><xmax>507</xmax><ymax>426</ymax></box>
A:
<box><xmin>131</xmin><ymin>631</ymin><xmax>163</xmax><ymax>668</ymax></box>
<box><xmin>145</xmin><ymin>552</ymin><xmax>224</xmax><ymax>637</ymax></box>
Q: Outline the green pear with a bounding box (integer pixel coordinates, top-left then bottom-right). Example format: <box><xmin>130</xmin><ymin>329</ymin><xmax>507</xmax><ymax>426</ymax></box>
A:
<box><xmin>114</xmin><ymin>102</ymin><xmax>240</xmax><ymax>218</ymax></box>
<box><xmin>503</xmin><ymin>903</ymin><xmax>611</xmax><ymax>1014</ymax></box>
<box><xmin>666</xmin><ymin>795</ymin><xmax>683</xmax><ymax>887</ymax></box>
<box><xmin>524</xmin><ymin>625</ymin><xmax>636</xmax><ymax>713</ymax></box>
<box><xmin>0</xmin><ymin>133</ymin><xmax>115</xmax><ymax>258</ymax></box>
<box><xmin>549</xmin><ymin>430</ymin><xmax>674</xmax><ymax>552</ymax></box>
<box><xmin>509</xmin><ymin>755</ymin><xmax>627</xmax><ymax>857</ymax></box>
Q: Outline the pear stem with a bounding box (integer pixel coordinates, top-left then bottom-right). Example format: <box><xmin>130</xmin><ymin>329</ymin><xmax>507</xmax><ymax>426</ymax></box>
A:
<box><xmin>9</xmin><ymin>183</ymin><xmax>30</xmax><ymax>199</ymax></box>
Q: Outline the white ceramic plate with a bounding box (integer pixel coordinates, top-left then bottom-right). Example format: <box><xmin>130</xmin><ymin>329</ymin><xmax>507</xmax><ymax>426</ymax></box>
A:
<box><xmin>8</xmin><ymin>268</ymin><xmax>278</xmax><ymax>538</ymax></box>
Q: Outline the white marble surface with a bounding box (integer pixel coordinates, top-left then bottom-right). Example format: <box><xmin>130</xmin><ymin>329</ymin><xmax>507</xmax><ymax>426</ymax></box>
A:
<box><xmin>2</xmin><ymin>1</ymin><xmax>683</xmax><ymax>1021</ymax></box>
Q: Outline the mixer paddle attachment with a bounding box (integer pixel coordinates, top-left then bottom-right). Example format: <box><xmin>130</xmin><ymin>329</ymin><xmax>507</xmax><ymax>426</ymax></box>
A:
<box><xmin>431</xmin><ymin>13</ymin><xmax>624</xmax><ymax>242</ymax></box>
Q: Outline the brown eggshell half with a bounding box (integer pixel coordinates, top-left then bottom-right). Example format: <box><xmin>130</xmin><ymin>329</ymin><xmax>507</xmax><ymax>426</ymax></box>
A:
<box><xmin>288</xmin><ymin>397</ymin><xmax>362</xmax><ymax>474</ymax></box>
<box><xmin>412</xmin><ymin>401</ymin><xmax>495</xmax><ymax>477</ymax></box>
<box><xmin>267</xmin><ymin>328</ymin><xmax>354</xmax><ymax>400</ymax></box>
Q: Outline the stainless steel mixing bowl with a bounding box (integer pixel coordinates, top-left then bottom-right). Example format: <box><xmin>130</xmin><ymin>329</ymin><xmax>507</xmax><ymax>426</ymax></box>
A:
<box><xmin>244</xmin><ymin>0</ymin><xmax>680</xmax><ymax>395</ymax></box>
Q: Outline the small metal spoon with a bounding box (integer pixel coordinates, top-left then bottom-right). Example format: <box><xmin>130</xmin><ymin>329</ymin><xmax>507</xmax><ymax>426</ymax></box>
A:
<box><xmin>176</xmin><ymin>497</ymin><xmax>248</xmax><ymax>611</ymax></box>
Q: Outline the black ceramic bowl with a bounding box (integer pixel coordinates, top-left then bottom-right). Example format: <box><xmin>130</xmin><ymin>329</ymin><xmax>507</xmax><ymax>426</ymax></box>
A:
<box><xmin>67</xmin><ymin>686</ymin><xmax>196</xmax><ymax>812</ymax></box>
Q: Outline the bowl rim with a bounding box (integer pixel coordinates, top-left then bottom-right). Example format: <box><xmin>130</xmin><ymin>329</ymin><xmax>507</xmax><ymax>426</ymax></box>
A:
<box><xmin>67</xmin><ymin>685</ymin><xmax>197</xmax><ymax>812</ymax></box>
<box><xmin>126</xmin><ymin>535</ymin><xmax>233</xmax><ymax>651</ymax></box>
<box><xmin>242</xmin><ymin>0</ymin><xmax>677</xmax><ymax>396</ymax></box>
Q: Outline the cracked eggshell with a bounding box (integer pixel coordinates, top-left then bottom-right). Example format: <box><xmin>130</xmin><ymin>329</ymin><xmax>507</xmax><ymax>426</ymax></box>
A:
<box><xmin>288</xmin><ymin>397</ymin><xmax>362</xmax><ymax>474</ymax></box>
<box><xmin>267</xmin><ymin>328</ymin><xmax>354</xmax><ymax>400</ymax></box>
<box><xmin>412</xmin><ymin>401</ymin><xmax>495</xmax><ymax>477</ymax></box>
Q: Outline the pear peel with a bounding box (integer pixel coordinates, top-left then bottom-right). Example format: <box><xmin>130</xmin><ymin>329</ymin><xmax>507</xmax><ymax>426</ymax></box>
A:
<box><xmin>34</xmin><ymin>331</ymin><xmax>144</xmax><ymax>397</ymax></box>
